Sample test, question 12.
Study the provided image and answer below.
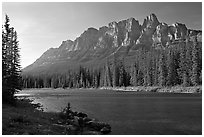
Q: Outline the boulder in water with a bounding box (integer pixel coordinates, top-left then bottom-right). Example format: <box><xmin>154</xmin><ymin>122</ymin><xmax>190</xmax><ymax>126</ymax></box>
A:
<box><xmin>100</xmin><ymin>126</ymin><xmax>111</xmax><ymax>134</ymax></box>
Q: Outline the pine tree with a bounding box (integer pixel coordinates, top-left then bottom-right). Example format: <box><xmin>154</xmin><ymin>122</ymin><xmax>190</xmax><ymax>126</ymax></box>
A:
<box><xmin>177</xmin><ymin>42</ymin><xmax>189</xmax><ymax>86</ymax></box>
<box><xmin>11</xmin><ymin>30</ymin><xmax>22</xmax><ymax>90</ymax></box>
<box><xmin>137</xmin><ymin>69</ymin><xmax>144</xmax><ymax>86</ymax></box>
<box><xmin>158</xmin><ymin>52</ymin><xmax>166</xmax><ymax>86</ymax></box>
<box><xmin>130</xmin><ymin>63</ymin><xmax>139</xmax><ymax>86</ymax></box>
<box><xmin>2</xmin><ymin>15</ymin><xmax>21</xmax><ymax>103</ymax></box>
<box><xmin>191</xmin><ymin>36</ymin><xmax>199</xmax><ymax>86</ymax></box>
<box><xmin>166</xmin><ymin>50</ymin><xmax>178</xmax><ymax>86</ymax></box>
<box><xmin>104</xmin><ymin>61</ymin><xmax>112</xmax><ymax>87</ymax></box>
<box><xmin>112</xmin><ymin>54</ymin><xmax>119</xmax><ymax>87</ymax></box>
<box><xmin>2</xmin><ymin>25</ymin><xmax>8</xmax><ymax>92</ymax></box>
<box><xmin>146</xmin><ymin>54</ymin><xmax>154</xmax><ymax>86</ymax></box>
<box><xmin>118</xmin><ymin>58</ymin><xmax>126</xmax><ymax>87</ymax></box>
<box><xmin>153</xmin><ymin>57</ymin><xmax>159</xmax><ymax>86</ymax></box>
<box><xmin>143</xmin><ymin>70</ymin><xmax>149</xmax><ymax>86</ymax></box>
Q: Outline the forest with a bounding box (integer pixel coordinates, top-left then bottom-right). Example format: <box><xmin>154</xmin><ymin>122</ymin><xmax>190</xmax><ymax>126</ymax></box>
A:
<box><xmin>22</xmin><ymin>38</ymin><xmax>202</xmax><ymax>89</ymax></box>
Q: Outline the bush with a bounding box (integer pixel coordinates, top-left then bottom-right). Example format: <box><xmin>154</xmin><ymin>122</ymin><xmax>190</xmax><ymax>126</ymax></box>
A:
<box><xmin>59</xmin><ymin>103</ymin><xmax>74</xmax><ymax>119</ymax></box>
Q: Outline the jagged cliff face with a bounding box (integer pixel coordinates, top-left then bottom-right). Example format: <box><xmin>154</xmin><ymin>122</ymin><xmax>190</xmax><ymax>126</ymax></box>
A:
<box><xmin>99</xmin><ymin>17</ymin><xmax>141</xmax><ymax>48</ymax></box>
<box><xmin>121</xmin><ymin>18</ymin><xmax>141</xmax><ymax>47</ymax></box>
<box><xmin>136</xmin><ymin>14</ymin><xmax>160</xmax><ymax>46</ymax></box>
<box><xmin>59</xmin><ymin>40</ymin><xmax>74</xmax><ymax>51</ymax></box>
<box><xmin>23</xmin><ymin>13</ymin><xmax>202</xmax><ymax>73</ymax></box>
<box><xmin>152</xmin><ymin>22</ymin><xmax>201</xmax><ymax>47</ymax></box>
<box><xmin>152</xmin><ymin>23</ymin><xmax>169</xmax><ymax>46</ymax></box>
<box><xmin>152</xmin><ymin>22</ymin><xmax>187</xmax><ymax>47</ymax></box>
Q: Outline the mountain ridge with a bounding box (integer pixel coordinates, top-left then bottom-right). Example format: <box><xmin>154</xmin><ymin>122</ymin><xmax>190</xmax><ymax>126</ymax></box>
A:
<box><xmin>22</xmin><ymin>13</ymin><xmax>202</xmax><ymax>75</ymax></box>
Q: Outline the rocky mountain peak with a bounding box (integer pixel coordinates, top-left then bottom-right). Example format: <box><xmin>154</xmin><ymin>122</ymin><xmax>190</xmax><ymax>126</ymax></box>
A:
<box><xmin>149</xmin><ymin>13</ymin><xmax>158</xmax><ymax>23</ymax></box>
<box><xmin>23</xmin><ymin>13</ymin><xmax>202</xmax><ymax>73</ymax></box>
<box><xmin>169</xmin><ymin>22</ymin><xmax>187</xmax><ymax>40</ymax></box>
<box><xmin>87</xmin><ymin>27</ymin><xmax>98</xmax><ymax>32</ymax></box>
<box><xmin>107</xmin><ymin>21</ymin><xmax>118</xmax><ymax>36</ymax></box>
<box><xmin>136</xmin><ymin>13</ymin><xmax>160</xmax><ymax>46</ymax></box>
<box><xmin>60</xmin><ymin>40</ymin><xmax>73</xmax><ymax>46</ymax></box>
<box><xmin>81</xmin><ymin>27</ymin><xmax>98</xmax><ymax>37</ymax></box>
<box><xmin>121</xmin><ymin>17</ymin><xmax>141</xmax><ymax>47</ymax></box>
<box><xmin>142</xmin><ymin>13</ymin><xmax>160</xmax><ymax>31</ymax></box>
<box><xmin>152</xmin><ymin>22</ymin><xmax>170</xmax><ymax>47</ymax></box>
<box><xmin>59</xmin><ymin>40</ymin><xmax>74</xmax><ymax>51</ymax></box>
<box><xmin>99</xmin><ymin>26</ymin><xmax>109</xmax><ymax>34</ymax></box>
<box><xmin>108</xmin><ymin>21</ymin><xmax>118</xmax><ymax>28</ymax></box>
<box><xmin>125</xmin><ymin>17</ymin><xmax>140</xmax><ymax>31</ymax></box>
<box><xmin>146</xmin><ymin>13</ymin><xmax>159</xmax><ymax>28</ymax></box>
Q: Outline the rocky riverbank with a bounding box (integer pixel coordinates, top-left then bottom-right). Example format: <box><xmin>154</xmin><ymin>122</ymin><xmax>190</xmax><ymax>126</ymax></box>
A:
<box><xmin>2</xmin><ymin>99</ymin><xmax>111</xmax><ymax>135</ymax></box>
<box><xmin>56</xmin><ymin>102</ymin><xmax>111</xmax><ymax>135</ymax></box>
<box><xmin>100</xmin><ymin>86</ymin><xmax>202</xmax><ymax>93</ymax></box>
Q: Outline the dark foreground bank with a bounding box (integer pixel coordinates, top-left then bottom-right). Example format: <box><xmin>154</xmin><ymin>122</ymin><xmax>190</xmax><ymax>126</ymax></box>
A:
<box><xmin>2</xmin><ymin>99</ymin><xmax>111</xmax><ymax>135</ymax></box>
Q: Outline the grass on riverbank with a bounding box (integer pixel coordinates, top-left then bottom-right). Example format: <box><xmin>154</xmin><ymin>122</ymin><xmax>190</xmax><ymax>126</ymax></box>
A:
<box><xmin>2</xmin><ymin>98</ymin><xmax>109</xmax><ymax>135</ymax></box>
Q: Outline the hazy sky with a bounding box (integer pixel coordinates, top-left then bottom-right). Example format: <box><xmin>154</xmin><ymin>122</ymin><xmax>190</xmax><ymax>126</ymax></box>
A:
<box><xmin>2</xmin><ymin>2</ymin><xmax>202</xmax><ymax>68</ymax></box>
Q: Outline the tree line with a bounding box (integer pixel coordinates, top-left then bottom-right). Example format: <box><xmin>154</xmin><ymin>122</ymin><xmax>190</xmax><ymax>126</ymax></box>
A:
<box><xmin>2</xmin><ymin>15</ymin><xmax>22</xmax><ymax>104</ymax></box>
<box><xmin>22</xmin><ymin>37</ymin><xmax>202</xmax><ymax>89</ymax></box>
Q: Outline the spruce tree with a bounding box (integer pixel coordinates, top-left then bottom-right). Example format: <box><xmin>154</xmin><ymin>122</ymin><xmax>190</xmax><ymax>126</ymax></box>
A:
<box><xmin>177</xmin><ymin>42</ymin><xmax>189</xmax><ymax>86</ymax></box>
<box><xmin>118</xmin><ymin>59</ymin><xmax>126</xmax><ymax>87</ymax></box>
<box><xmin>166</xmin><ymin>50</ymin><xmax>178</xmax><ymax>86</ymax></box>
<box><xmin>146</xmin><ymin>56</ymin><xmax>154</xmax><ymax>86</ymax></box>
<box><xmin>153</xmin><ymin>58</ymin><xmax>159</xmax><ymax>86</ymax></box>
<box><xmin>112</xmin><ymin>54</ymin><xmax>119</xmax><ymax>87</ymax></box>
<box><xmin>191</xmin><ymin>36</ymin><xmax>199</xmax><ymax>86</ymax></box>
<box><xmin>104</xmin><ymin>61</ymin><xmax>112</xmax><ymax>87</ymax></box>
<box><xmin>2</xmin><ymin>15</ymin><xmax>21</xmax><ymax>103</ymax></box>
<box><xmin>185</xmin><ymin>38</ymin><xmax>193</xmax><ymax>85</ymax></box>
<box><xmin>2</xmin><ymin>26</ymin><xmax>8</xmax><ymax>92</ymax></box>
<box><xmin>130</xmin><ymin>63</ymin><xmax>139</xmax><ymax>86</ymax></box>
<box><xmin>137</xmin><ymin>69</ymin><xmax>144</xmax><ymax>86</ymax></box>
<box><xmin>11</xmin><ymin>30</ymin><xmax>22</xmax><ymax>90</ymax></box>
<box><xmin>158</xmin><ymin>52</ymin><xmax>166</xmax><ymax>86</ymax></box>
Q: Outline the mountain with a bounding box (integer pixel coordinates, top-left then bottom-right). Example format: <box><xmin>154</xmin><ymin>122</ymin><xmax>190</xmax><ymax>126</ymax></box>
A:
<box><xmin>22</xmin><ymin>13</ymin><xmax>202</xmax><ymax>75</ymax></box>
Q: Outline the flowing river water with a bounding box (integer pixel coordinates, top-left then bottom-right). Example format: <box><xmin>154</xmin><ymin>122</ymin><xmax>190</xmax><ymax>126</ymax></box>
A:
<box><xmin>16</xmin><ymin>88</ymin><xmax>202</xmax><ymax>135</ymax></box>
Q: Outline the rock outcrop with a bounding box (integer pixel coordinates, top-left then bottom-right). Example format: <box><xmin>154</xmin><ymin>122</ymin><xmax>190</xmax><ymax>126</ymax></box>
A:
<box><xmin>171</xmin><ymin>23</ymin><xmax>188</xmax><ymax>40</ymax></box>
<box><xmin>103</xmin><ymin>17</ymin><xmax>141</xmax><ymax>48</ymax></box>
<box><xmin>152</xmin><ymin>22</ymin><xmax>194</xmax><ymax>47</ymax></box>
<box><xmin>59</xmin><ymin>40</ymin><xmax>74</xmax><ymax>51</ymax></box>
<box><xmin>152</xmin><ymin>22</ymin><xmax>169</xmax><ymax>46</ymax></box>
<box><xmin>136</xmin><ymin>13</ymin><xmax>160</xmax><ymax>46</ymax></box>
<box><xmin>188</xmin><ymin>29</ymin><xmax>202</xmax><ymax>42</ymax></box>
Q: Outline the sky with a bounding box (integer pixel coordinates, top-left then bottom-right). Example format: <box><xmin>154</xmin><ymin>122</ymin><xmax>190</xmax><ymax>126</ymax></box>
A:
<box><xmin>2</xmin><ymin>2</ymin><xmax>202</xmax><ymax>68</ymax></box>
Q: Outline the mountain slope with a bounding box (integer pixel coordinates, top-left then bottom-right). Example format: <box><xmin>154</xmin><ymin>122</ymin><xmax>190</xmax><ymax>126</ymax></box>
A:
<box><xmin>22</xmin><ymin>13</ymin><xmax>202</xmax><ymax>75</ymax></box>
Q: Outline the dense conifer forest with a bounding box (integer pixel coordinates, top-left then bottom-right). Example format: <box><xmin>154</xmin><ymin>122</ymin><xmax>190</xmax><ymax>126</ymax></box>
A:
<box><xmin>22</xmin><ymin>38</ymin><xmax>202</xmax><ymax>89</ymax></box>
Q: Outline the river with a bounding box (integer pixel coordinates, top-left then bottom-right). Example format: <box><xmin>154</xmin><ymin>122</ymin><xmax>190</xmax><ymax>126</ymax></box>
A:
<box><xmin>16</xmin><ymin>88</ymin><xmax>202</xmax><ymax>135</ymax></box>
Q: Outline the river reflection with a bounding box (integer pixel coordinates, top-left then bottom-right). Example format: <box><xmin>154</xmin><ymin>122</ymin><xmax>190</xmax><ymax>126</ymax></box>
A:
<box><xmin>17</xmin><ymin>88</ymin><xmax>202</xmax><ymax>135</ymax></box>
